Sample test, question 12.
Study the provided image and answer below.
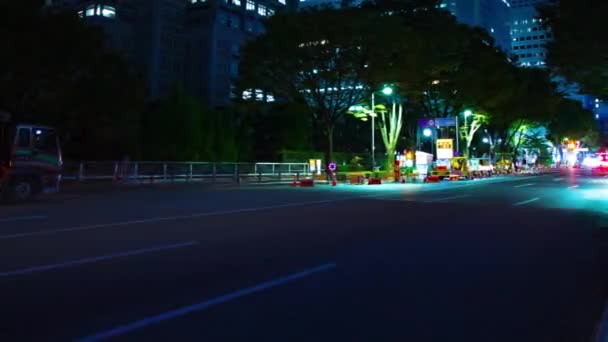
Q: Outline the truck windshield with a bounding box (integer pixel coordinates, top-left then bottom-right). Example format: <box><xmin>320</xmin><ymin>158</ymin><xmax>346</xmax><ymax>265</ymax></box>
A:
<box><xmin>33</xmin><ymin>128</ymin><xmax>58</xmax><ymax>153</ymax></box>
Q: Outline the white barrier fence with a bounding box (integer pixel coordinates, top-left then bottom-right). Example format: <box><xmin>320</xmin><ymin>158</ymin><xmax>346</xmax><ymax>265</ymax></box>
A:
<box><xmin>61</xmin><ymin>162</ymin><xmax>310</xmax><ymax>184</ymax></box>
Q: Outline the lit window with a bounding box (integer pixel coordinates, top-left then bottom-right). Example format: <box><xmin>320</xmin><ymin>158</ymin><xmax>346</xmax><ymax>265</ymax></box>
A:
<box><xmin>278</xmin><ymin>0</ymin><xmax>286</xmax><ymax>4</ymax></box>
<box><xmin>101</xmin><ymin>6</ymin><xmax>115</xmax><ymax>18</ymax></box>
<box><xmin>258</xmin><ymin>4</ymin><xmax>266</xmax><ymax>16</ymax></box>
<box><xmin>267</xmin><ymin>8</ymin><xmax>274</xmax><ymax>16</ymax></box>
<box><xmin>78</xmin><ymin>10</ymin><xmax>84</xmax><ymax>18</ymax></box>
<box><xmin>85</xmin><ymin>5</ymin><xmax>95</xmax><ymax>16</ymax></box>
<box><xmin>242</xmin><ymin>90</ymin><xmax>252</xmax><ymax>100</ymax></box>
<box><xmin>233</xmin><ymin>0</ymin><xmax>241</xmax><ymax>6</ymax></box>
<box><xmin>255</xmin><ymin>89</ymin><xmax>264</xmax><ymax>101</ymax></box>
<box><xmin>247</xmin><ymin>0</ymin><xmax>255</xmax><ymax>10</ymax></box>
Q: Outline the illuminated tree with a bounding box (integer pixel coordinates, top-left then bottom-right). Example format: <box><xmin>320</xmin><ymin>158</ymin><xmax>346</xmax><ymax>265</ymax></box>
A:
<box><xmin>372</xmin><ymin>102</ymin><xmax>404</xmax><ymax>171</ymax></box>
<box><xmin>460</xmin><ymin>113</ymin><xmax>488</xmax><ymax>158</ymax></box>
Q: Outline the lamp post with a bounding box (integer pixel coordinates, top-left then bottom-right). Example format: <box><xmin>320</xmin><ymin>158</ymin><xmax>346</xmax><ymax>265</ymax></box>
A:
<box><xmin>370</xmin><ymin>85</ymin><xmax>393</xmax><ymax>169</ymax></box>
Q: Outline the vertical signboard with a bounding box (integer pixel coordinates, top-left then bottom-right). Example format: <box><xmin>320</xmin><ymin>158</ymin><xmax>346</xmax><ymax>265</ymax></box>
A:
<box><xmin>436</xmin><ymin>139</ymin><xmax>454</xmax><ymax>159</ymax></box>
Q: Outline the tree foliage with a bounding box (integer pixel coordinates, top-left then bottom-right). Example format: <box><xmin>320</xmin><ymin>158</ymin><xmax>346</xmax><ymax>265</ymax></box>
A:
<box><xmin>540</xmin><ymin>0</ymin><xmax>608</xmax><ymax>98</ymax></box>
<box><xmin>142</xmin><ymin>88</ymin><xmax>241</xmax><ymax>162</ymax></box>
<box><xmin>548</xmin><ymin>98</ymin><xmax>598</xmax><ymax>147</ymax></box>
<box><xmin>0</xmin><ymin>0</ymin><xmax>145</xmax><ymax>160</ymax></box>
<box><xmin>238</xmin><ymin>7</ymin><xmax>373</xmax><ymax>162</ymax></box>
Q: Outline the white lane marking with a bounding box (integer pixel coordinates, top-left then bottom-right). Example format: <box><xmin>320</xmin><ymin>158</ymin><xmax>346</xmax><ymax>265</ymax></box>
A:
<box><xmin>426</xmin><ymin>194</ymin><xmax>471</xmax><ymax>202</ymax></box>
<box><xmin>568</xmin><ymin>185</ymin><xmax>580</xmax><ymax>189</ymax></box>
<box><xmin>0</xmin><ymin>215</ymin><xmax>47</xmax><ymax>223</ymax></box>
<box><xmin>553</xmin><ymin>177</ymin><xmax>564</xmax><ymax>181</ymax></box>
<box><xmin>0</xmin><ymin>199</ymin><xmax>350</xmax><ymax>240</ymax></box>
<box><xmin>512</xmin><ymin>197</ymin><xmax>540</xmax><ymax>206</ymax></box>
<box><xmin>0</xmin><ymin>241</ymin><xmax>199</xmax><ymax>277</ymax></box>
<box><xmin>371</xmin><ymin>197</ymin><xmax>418</xmax><ymax>202</ymax></box>
<box><xmin>0</xmin><ymin>175</ymin><xmax>541</xmax><ymax>240</ymax></box>
<box><xmin>514</xmin><ymin>183</ymin><xmax>535</xmax><ymax>188</ymax></box>
<box><xmin>77</xmin><ymin>262</ymin><xmax>337</xmax><ymax>342</ymax></box>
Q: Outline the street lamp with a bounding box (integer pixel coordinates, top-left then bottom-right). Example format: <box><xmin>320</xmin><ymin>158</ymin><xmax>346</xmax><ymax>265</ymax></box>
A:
<box><xmin>423</xmin><ymin>128</ymin><xmax>432</xmax><ymax>137</ymax></box>
<box><xmin>371</xmin><ymin>85</ymin><xmax>394</xmax><ymax>169</ymax></box>
<box><xmin>482</xmin><ymin>137</ymin><xmax>489</xmax><ymax>144</ymax></box>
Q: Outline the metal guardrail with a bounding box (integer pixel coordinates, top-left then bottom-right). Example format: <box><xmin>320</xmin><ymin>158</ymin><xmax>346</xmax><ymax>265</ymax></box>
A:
<box><xmin>61</xmin><ymin>161</ymin><xmax>310</xmax><ymax>184</ymax></box>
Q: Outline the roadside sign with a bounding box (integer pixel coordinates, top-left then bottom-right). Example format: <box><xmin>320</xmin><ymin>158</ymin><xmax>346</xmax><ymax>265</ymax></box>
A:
<box><xmin>418</xmin><ymin>118</ymin><xmax>436</xmax><ymax>127</ymax></box>
<box><xmin>435</xmin><ymin>117</ymin><xmax>456</xmax><ymax>127</ymax></box>
<box><xmin>436</xmin><ymin>139</ymin><xmax>454</xmax><ymax>159</ymax></box>
<box><xmin>328</xmin><ymin>162</ymin><xmax>337</xmax><ymax>172</ymax></box>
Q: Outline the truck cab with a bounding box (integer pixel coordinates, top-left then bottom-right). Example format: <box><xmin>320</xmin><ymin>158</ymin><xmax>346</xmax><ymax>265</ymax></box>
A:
<box><xmin>0</xmin><ymin>113</ymin><xmax>62</xmax><ymax>202</ymax></box>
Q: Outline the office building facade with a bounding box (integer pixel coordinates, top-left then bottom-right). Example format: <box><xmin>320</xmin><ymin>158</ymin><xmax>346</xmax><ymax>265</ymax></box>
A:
<box><xmin>508</xmin><ymin>0</ymin><xmax>551</xmax><ymax>67</ymax></box>
<box><xmin>47</xmin><ymin>0</ymin><xmax>293</xmax><ymax>106</ymax></box>
<box><xmin>441</xmin><ymin>0</ymin><xmax>512</xmax><ymax>52</ymax></box>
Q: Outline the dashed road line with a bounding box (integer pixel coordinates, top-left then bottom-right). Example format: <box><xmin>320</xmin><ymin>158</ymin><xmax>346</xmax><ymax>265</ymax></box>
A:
<box><xmin>0</xmin><ymin>198</ymin><xmax>356</xmax><ymax>240</ymax></box>
<box><xmin>512</xmin><ymin>197</ymin><xmax>540</xmax><ymax>206</ymax></box>
<box><xmin>0</xmin><ymin>216</ymin><xmax>47</xmax><ymax>223</ymax></box>
<box><xmin>514</xmin><ymin>183</ymin><xmax>535</xmax><ymax>188</ymax></box>
<box><xmin>0</xmin><ymin>241</ymin><xmax>199</xmax><ymax>277</ymax></box>
<box><xmin>77</xmin><ymin>262</ymin><xmax>337</xmax><ymax>342</ymax></box>
<box><xmin>426</xmin><ymin>194</ymin><xmax>471</xmax><ymax>202</ymax></box>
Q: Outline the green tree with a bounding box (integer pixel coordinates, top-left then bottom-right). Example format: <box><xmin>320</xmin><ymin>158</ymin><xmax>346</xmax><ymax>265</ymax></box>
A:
<box><xmin>460</xmin><ymin>113</ymin><xmax>488</xmax><ymax>158</ymax></box>
<box><xmin>547</xmin><ymin>98</ymin><xmax>598</xmax><ymax>148</ymax></box>
<box><xmin>489</xmin><ymin>67</ymin><xmax>560</xmax><ymax>153</ymax></box>
<box><xmin>379</xmin><ymin>102</ymin><xmax>403</xmax><ymax>172</ymax></box>
<box><xmin>143</xmin><ymin>87</ymin><xmax>203</xmax><ymax>161</ymax></box>
<box><xmin>238</xmin><ymin>7</ymin><xmax>371</xmax><ymax>163</ymax></box>
<box><xmin>363</xmin><ymin>2</ymin><xmax>516</xmax><ymax>158</ymax></box>
<box><xmin>0</xmin><ymin>0</ymin><xmax>145</xmax><ymax>160</ymax></box>
<box><xmin>540</xmin><ymin>0</ymin><xmax>608</xmax><ymax>97</ymax></box>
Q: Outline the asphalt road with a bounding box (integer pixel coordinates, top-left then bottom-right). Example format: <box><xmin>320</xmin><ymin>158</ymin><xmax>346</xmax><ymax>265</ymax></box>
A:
<box><xmin>1</xmin><ymin>171</ymin><xmax>607</xmax><ymax>341</ymax></box>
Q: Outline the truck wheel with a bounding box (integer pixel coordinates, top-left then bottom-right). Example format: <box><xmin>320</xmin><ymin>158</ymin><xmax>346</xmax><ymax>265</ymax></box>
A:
<box><xmin>8</xmin><ymin>179</ymin><xmax>35</xmax><ymax>202</ymax></box>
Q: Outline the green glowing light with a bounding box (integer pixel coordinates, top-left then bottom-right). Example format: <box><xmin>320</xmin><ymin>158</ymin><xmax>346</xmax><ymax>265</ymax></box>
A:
<box><xmin>381</xmin><ymin>86</ymin><xmax>393</xmax><ymax>96</ymax></box>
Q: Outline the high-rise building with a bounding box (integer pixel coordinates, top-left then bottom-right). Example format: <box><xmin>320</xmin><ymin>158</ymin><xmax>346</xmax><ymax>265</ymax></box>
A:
<box><xmin>298</xmin><ymin>0</ymin><xmax>361</xmax><ymax>9</ymax></box>
<box><xmin>508</xmin><ymin>0</ymin><xmax>551</xmax><ymax>67</ymax></box>
<box><xmin>186</xmin><ymin>0</ymin><xmax>287</xmax><ymax>106</ymax></box>
<box><xmin>441</xmin><ymin>0</ymin><xmax>511</xmax><ymax>52</ymax></box>
<box><xmin>47</xmin><ymin>0</ymin><xmax>294</xmax><ymax>106</ymax></box>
